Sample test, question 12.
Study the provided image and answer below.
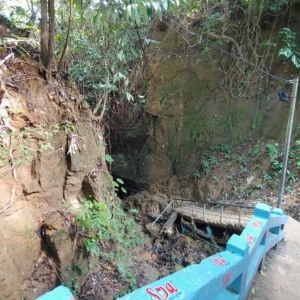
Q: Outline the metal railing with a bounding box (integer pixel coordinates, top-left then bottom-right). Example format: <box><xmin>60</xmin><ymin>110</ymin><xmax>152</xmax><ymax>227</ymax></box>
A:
<box><xmin>172</xmin><ymin>197</ymin><xmax>255</xmax><ymax>225</ymax></box>
<box><xmin>38</xmin><ymin>203</ymin><xmax>288</xmax><ymax>300</ymax></box>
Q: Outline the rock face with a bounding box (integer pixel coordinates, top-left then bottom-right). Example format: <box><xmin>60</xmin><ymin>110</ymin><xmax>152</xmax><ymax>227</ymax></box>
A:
<box><xmin>111</xmin><ymin>19</ymin><xmax>300</xmax><ymax>187</ymax></box>
<box><xmin>0</xmin><ymin>60</ymin><xmax>111</xmax><ymax>299</ymax></box>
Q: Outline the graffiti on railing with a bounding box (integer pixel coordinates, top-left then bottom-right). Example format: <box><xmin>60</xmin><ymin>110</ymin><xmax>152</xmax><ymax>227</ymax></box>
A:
<box><xmin>145</xmin><ymin>282</ymin><xmax>178</xmax><ymax>300</ymax></box>
<box><xmin>117</xmin><ymin>203</ymin><xmax>287</xmax><ymax>300</ymax></box>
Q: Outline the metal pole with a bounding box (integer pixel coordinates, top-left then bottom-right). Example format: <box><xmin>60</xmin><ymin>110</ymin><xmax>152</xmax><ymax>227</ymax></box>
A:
<box><xmin>220</xmin><ymin>205</ymin><xmax>223</xmax><ymax>223</ymax></box>
<box><xmin>277</xmin><ymin>77</ymin><xmax>299</xmax><ymax>208</ymax></box>
<box><xmin>238</xmin><ymin>207</ymin><xmax>243</xmax><ymax>224</ymax></box>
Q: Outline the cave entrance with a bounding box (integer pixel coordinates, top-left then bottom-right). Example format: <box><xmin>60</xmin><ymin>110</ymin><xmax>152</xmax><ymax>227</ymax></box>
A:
<box><xmin>113</xmin><ymin>175</ymin><xmax>147</xmax><ymax>199</ymax></box>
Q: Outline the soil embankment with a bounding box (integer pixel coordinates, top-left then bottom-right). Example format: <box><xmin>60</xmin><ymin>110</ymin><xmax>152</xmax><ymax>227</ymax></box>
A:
<box><xmin>0</xmin><ymin>58</ymin><xmax>111</xmax><ymax>299</ymax></box>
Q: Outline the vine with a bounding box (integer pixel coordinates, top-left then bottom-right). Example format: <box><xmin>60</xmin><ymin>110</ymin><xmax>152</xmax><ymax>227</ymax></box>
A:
<box><xmin>163</xmin><ymin>0</ymin><xmax>287</xmax><ymax>99</ymax></box>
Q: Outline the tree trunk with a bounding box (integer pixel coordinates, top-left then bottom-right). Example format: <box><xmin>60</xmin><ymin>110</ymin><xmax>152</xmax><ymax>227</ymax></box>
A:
<box><xmin>57</xmin><ymin>0</ymin><xmax>72</xmax><ymax>73</ymax></box>
<box><xmin>47</xmin><ymin>0</ymin><xmax>55</xmax><ymax>71</ymax></box>
<box><xmin>40</xmin><ymin>0</ymin><xmax>48</xmax><ymax>70</ymax></box>
<box><xmin>28</xmin><ymin>0</ymin><xmax>37</xmax><ymax>25</ymax></box>
<box><xmin>40</xmin><ymin>0</ymin><xmax>55</xmax><ymax>79</ymax></box>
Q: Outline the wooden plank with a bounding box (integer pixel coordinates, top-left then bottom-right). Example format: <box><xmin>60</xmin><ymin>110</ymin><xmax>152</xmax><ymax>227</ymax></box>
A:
<box><xmin>174</xmin><ymin>206</ymin><xmax>252</xmax><ymax>227</ymax></box>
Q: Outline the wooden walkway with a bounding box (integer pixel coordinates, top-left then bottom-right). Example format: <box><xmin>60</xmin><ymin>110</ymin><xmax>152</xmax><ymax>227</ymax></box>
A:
<box><xmin>174</xmin><ymin>205</ymin><xmax>252</xmax><ymax>228</ymax></box>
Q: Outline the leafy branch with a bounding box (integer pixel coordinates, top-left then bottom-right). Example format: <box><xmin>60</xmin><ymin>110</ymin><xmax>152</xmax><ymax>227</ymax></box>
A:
<box><xmin>279</xmin><ymin>28</ymin><xmax>300</xmax><ymax>69</ymax></box>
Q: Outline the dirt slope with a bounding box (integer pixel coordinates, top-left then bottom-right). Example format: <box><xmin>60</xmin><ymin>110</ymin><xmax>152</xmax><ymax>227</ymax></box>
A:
<box><xmin>0</xmin><ymin>57</ymin><xmax>111</xmax><ymax>299</ymax></box>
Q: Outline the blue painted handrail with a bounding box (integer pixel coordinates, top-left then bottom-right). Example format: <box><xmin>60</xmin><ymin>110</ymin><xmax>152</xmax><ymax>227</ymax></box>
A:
<box><xmin>118</xmin><ymin>203</ymin><xmax>287</xmax><ymax>300</ymax></box>
<box><xmin>36</xmin><ymin>286</ymin><xmax>74</xmax><ymax>300</ymax></box>
<box><xmin>37</xmin><ymin>203</ymin><xmax>287</xmax><ymax>300</ymax></box>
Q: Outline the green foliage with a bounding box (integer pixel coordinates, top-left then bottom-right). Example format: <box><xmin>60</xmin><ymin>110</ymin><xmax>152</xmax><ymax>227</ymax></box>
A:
<box><xmin>67</xmin><ymin>27</ymin><xmax>138</xmax><ymax>106</ymax></box>
<box><xmin>75</xmin><ymin>197</ymin><xmax>143</xmax><ymax>286</ymax></box>
<box><xmin>285</xmin><ymin>185</ymin><xmax>292</xmax><ymax>193</ymax></box>
<box><xmin>113</xmin><ymin>177</ymin><xmax>128</xmax><ymax>194</ymax></box>
<box><xmin>264</xmin><ymin>142</ymin><xmax>299</xmax><ymax>183</ymax></box>
<box><xmin>62</xmin><ymin>121</ymin><xmax>77</xmax><ymax>135</ymax></box>
<box><xmin>242</xmin><ymin>0</ymin><xmax>288</xmax><ymax>13</ymax></box>
<box><xmin>76</xmin><ymin>200</ymin><xmax>111</xmax><ymax>254</ymax></box>
<box><xmin>244</xmin><ymin>181</ymin><xmax>263</xmax><ymax>197</ymax></box>
<box><xmin>263</xmin><ymin>143</ymin><xmax>280</xmax><ymax>182</ymax></box>
<box><xmin>202</xmin><ymin>159</ymin><xmax>211</xmax><ymax>175</ymax></box>
<box><xmin>8</xmin><ymin>6</ymin><xmax>30</xmax><ymax>27</ymax></box>
<box><xmin>55</xmin><ymin>0</ymin><xmax>186</xmax><ymax>113</ymax></box>
<box><xmin>260</xmin><ymin>39</ymin><xmax>276</xmax><ymax>49</ymax></box>
<box><xmin>0</xmin><ymin>125</ymin><xmax>59</xmax><ymax>171</ymax></box>
<box><xmin>105</xmin><ymin>154</ymin><xmax>114</xmax><ymax>164</ymax></box>
<box><xmin>239</xmin><ymin>155</ymin><xmax>249</xmax><ymax>175</ymax></box>
<box><xmin>265</xmin><ymin>143</ymin><xmax>282</xmax><ymax>176</ymax></box>
<box><xmin>279</xmin><ymin>28</ymin><xmax>300</xmax><ymax>69</ymax></box>
<box><xmin>263</xmin><ymin>173</ymin><xmax>273</xmax><ymax>183</ymax></box>
<box><xmin>124</xmin><ymin>0</ymin><xmax>185</xmax><ymax>24</ymax></box>
<box><xmin>214</xmin><ymin>144</ymin><xmax>232</xmax><ymax>160</ymax></box>
<box><xmin>290</xmin><ymin>140</ymin><xmax>300</xmax><ymax>169</ymax></box>
<box><xmin>254</xmin><ymin>163</ymin><xmax>262</xmax><ymax>170</ymax></box>
<box><xmin>265</xmin><ymin>0</ymin><xmax>288</xmax><ymax>13</ymax></box>
<box><xmin>287</xmin><ymin>170</ymin><xmax>297</xmax><ymax>183</ymax></box>
<box><xmin>56</xmin><ymin>2</ymin><xmax>136</xmax><ymax>107</ymax></box>
<box><xmin>200</xmin><ymin>144</ymin><xmax>234</xmax><ymax>176</ymax></box>
<box><xmin>202</xmin><ymin>155</ymin><xmax>218</xmax><ymax>175</ymax></box>
<box><xmin>266</xmin><ymin>143</ymin><xmax>278</xmax><ymax>161</ymax></box>
<box><xmin>249</xmin><ymin>144</ymin><xmax>261</xmax><ymax>157</ymax></box>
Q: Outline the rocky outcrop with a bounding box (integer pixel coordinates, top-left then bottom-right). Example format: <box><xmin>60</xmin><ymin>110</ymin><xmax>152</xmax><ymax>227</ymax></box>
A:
<box><xmin>0</xmin><ymin>59</ymin><xmax>111</xmax><ymax>299</ymax></box>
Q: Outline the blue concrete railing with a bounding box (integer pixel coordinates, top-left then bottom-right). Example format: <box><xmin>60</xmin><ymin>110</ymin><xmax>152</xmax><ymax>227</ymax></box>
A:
<box><xmin>36</xmin><ymin>286</ymin><xmax>74</xmax><ymax>300</ymax></box>
<box><xmin>37</xmin><ymin>203</ymin><xmax>287</xmax><ymax>300</ymax></box>
<box><xmin>118</xmin><ymin>203</ymin><xmax>287</xmax><ymax>300</ymax></box>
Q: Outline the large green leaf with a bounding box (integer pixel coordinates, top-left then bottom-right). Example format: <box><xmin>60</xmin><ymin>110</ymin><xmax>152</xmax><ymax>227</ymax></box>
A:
<box><xmin>105</xmin><ymin>154</ymin><xmax>114</xmax><ymax>164</ymax></box>
<box><xmin>291</xmin><ymin>54</ymin><xmax>300</xmax><ymax>68</ymax></box>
